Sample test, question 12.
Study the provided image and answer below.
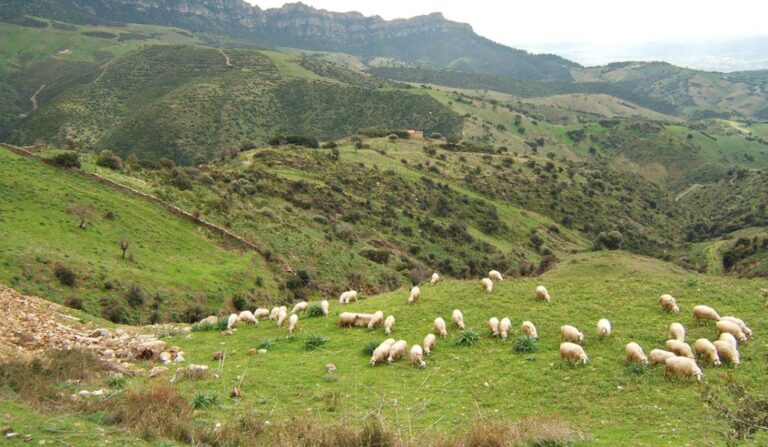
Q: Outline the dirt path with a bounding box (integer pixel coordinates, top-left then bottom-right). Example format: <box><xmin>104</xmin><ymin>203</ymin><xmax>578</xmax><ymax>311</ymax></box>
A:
<box><xmin>30</xmin><ymin>84</ymin><xmax>46</xmax><ymax>111</ymax></box>
<box><xmin>218</xmin><ymin>48</ymin><xmax>234</xmax><ymax>68</ymax></box>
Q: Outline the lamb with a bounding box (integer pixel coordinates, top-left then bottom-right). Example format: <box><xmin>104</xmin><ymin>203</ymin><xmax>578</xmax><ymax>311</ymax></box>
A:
<box><xmin>499</xmin><ymin>317</ymin><xmax>512</xmax><ymax>340</ymax></box>
<box><xmin>199</xmin><ymin>315</ymin><xmax>218</xmax><ymax>326</ymax></box>
<box><xmin>720</xmin><ymin>316</ymin><xmax>752</xmax><ymax>339</ymax></box>
<box><xmin>693</xmin><ymin>305</ymin><xmax>721</xmax><ymax>324</ymax></box>
<box><xmin>715</xmin><ymin>320</ymin><xmax>747</xmax><ymax>342</ymax></box>
<box><xmin>535</xmin><ymin>285</ymin><xmax>551</xmax><ymax>303</ymax></box>
<box><xmin>320</xmin><ymin>300</ymin><xmax>330</xmax><ymax>316</ymax></box>
<box><xmin>423</xmin><ymin>333</ymin><xmax>436</xmax><ymax>356</ymax></box>
<box><xmin>408</xmin><ymin>286</ymin><xmax>421</xmax><ymax>304</ymax></box>
<box><xmin>452</xmin><ymin>309</ymin><xmax>465</xmax><ymax>329</ymax></box>
<box><xmin>659</xmin><ymin>294</ymin><xmax>680</xmax><ymax>313</ymax></box>
<box><xmin>276</xmin><ymin>309</ymin><xmax>288</xmax><ymax>327</ymax></box>
<box><xmin>713</xmin><ymin>340</ymin><xmax>740</xmax><ymax>366</ymax></box>
<box><xmin>625</xmin><ymin>342</ymin><xmax>649</xmax><ymax>365</ymax></box>
<box><xmin>489</xmin><ymin>270</ymin><xmax>504</xmax><ymax>281</ymax></box>
<box><xmin>384</xmin><ymin>315</ymin><xmax>396</xmax><ymax>335</ymax></box>
<box><xmin>288</xmin><ymin>314</ymin><xmax>299</xmax><ymax>334</ymax></box>
<box><xmin>339</xmin><ymin>290</ymin><xmax>358</xmax><ymax>304</ymax></box>
<box><xmin>370</xmin><ymin>339</ymin><xmax>395</xmax><ymax>366</ymax></box>
<box><xmin>368</xmin><ymin>311</ymin><xmax>385</xmax><ymax>330</ymax></box>
<box><xmin>481</xmin><ymin>278</ymin><xmax>493</xmax><ymax>293</ymax></box>
<box><xmin>387</xmin><ymin>340</ymin><xmax>408</xmax><ymax>363</ymax></box>
<box><xmin>665</xmin><ymin>339</ymin><xmax>694</xmax><ymax>358</ymax></box>
<box><xmin>238</xmin><ymin>310</ymin><xmax>259</xmax><ymax>325</ymax></box>
<box><xmin>434</xmin><ymin>317</ymin><xmax>448</xmax><ymax>338</ymax></box>
<box><xmin>291</xmin><ymin>301</ymin><xmax>309</xmax><ymax>314</ymax></box>
<box><xmin>560</xmin><ymin>342</ymin><xmax>588</xmax><ymax>365</ymax></box>
<box><xmin>488</xmin><ymin>317</ymin><xmax>500</xmax><ymax>337</ymax></box>
<box><xmin>560</xmin><ymin>325</ymin><xmax>584</xmax><ymax>343</ymax></box>
<box><xmin>597</xmin><ymin>319</ymin><xmax>611</xmax><ymax>339</ymax></box>
<box><xmin>253</xmin><ymin>308</ymin><xmax>271</xmax><ymax>320</ymax></box>
<box><xmin>521</xmin><ymin>321</ymin><xmax>538</xmax><ymax>340</ymax></box>
<box><xmin>430</xmin><ymin>272</ymin><xmax>440</xmax><ymax>285</ymax></box>
<box><xmin>664</xmin><ymin>356</ymin><xmax>704</xmax><ymax>381</ymax></box>
<box><xmin>718</xmin><ymin>332</ymin><xmax>738</xmax><ymax>349</ymax></box>
<box><xmin>693</xmin><ymin>338</ymin><xmax>721</xmax><ymax>366</ymax></box>
<box><xmin>227</xmin><ymin>313</ymin><xmax>239</xmax><ymax>330</ymax></box>
<box><xmin>669</xmin><ymin>322</ymin><xmax>686</xmax><ymax>342</ymax></box>
<box><xmin>649</xmin><ymin>349</ymin><xmax>676</xmax><ymax>367</ymax></box>
<box><xmin>410</xmin><ymin>344</ymin><xmax>426</xmax><ymax>369</ymax></box>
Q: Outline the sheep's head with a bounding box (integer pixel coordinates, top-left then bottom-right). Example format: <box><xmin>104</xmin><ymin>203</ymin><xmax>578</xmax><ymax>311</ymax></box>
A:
<box><xmin>641</xmin><ymin>357</ymin><xmax>649</xmax><ymax>366</ymax></box>
<box><xmin>578</xmin><ymin>333</ymin><xmax>584</xmax><ymax>342</ymax></box>
<box><xmin>581</xmin><ymin>355</ymin><xmax>589</xmax><ymax>365</ymax></box>
<box><xmin>419</xmin><ymin>361</ymin><xmax>426</xmax><ymax>369</ymax></box>
<box><xmin>714</xmin><ymin>359</ymin><xmax>722</xmax><ymax>367</ymax></box>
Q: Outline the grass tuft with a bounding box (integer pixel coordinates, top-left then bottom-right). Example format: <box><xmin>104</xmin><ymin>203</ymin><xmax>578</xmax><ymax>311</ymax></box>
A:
<box><xmin>191</xmin><ymin>391</ymin><xmax>219</xmax><ymax>409</ymax></box>
<box><xmin>362</xmin><ymin>340</ymin><xmax>380</xmax><ymax>356</ymax></box>
<box><xmin>305</xmin><ymin>334</ymin><xmax>329</xmax><ymax>350</ymax></box>
<box><xmin>306</xmin><ymin>304</ymin><xmax>325</xmax><ymax>318</ymax></box>
<box><xmin>454</xmin><ymin>329</ymin><xmax>481</xmax><ymax>347</ymax></box>
<box><xmin>513</xmin><ymin>336</ymin><xmax>538</xmax><ymax>354</ymax></box>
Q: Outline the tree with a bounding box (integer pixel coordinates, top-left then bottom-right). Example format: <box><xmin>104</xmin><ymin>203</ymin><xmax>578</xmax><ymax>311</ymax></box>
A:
<box><xmin>95</xmin><ymin>150</ymin><xmax>123</xmax><ymax>170</ymax></box>
<box><xmin>68</xmin><ymin>203</ymin><xmax>94</xmax><ymax>229</ymax></box>
<box><xmin>119</xmin><ymin>239</ymin><xmax>130</xmax><ymax>259</ymax></box>
<box><xmin>51</xmin><ymin>151</ymin><xmax>81</xmax><ymax>168</ymax></box>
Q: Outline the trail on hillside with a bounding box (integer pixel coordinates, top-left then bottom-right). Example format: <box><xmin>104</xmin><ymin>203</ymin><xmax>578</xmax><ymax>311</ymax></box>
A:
<box><xmin>29</xmin><ymin>84</ymin><xmax>45</xmax><ymax>112</ymax></box>
<box><xmin>218</xmin><ymin>48</ymin><xmax>234</xmax><ymax>67</ymax></box>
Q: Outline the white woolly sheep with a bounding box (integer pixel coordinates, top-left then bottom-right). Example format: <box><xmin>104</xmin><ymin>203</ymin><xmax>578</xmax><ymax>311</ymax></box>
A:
<box><xmin>715</xmin><ymin>320</ymin><xmax>747</xmax><ymax>342</ymax></box>
<box><xmin>227</xmin><ymin>313</ymin><xmax>239</xmax><ymax>330</ymax></box>
<box><xmin>254</xmin><ymin>308</ymin><xmax>270</xmax><ymax>320</ymax></box>
<box><xmin>535</xmin><ymin>285</ymin><xmax>551</xmax><ymax>303</ymax></box>
<box><xmin>664</xmin><ymin>356</ymin><xmax>704</xmax><ymax>381</ymax></box>
<box><xmin>500</xmin><ymin>317</ymin><xmax>512</xmax><ymax>340</ymax></box>
<box><xmin>713</xmin><ymin>340</ymin><xmax>740</xmax><ymax>366</ymax></box>
<box><xmin>718</xmin><ymin>332</ymin><xmax>738</xmax><ymax>349</ymax></box>
<box><xmin>625</xmin><ymin>342</ymin><xmax>648</xmax><ymax>365</ymax></box>
<box><xmin>693</xmin><ymin>305</ymin><xmax>720</xmax><ymax>324</ymax></box>
<box><xmin>665</xmin><ymin>339</ymin><xmax>694</xmax><ymax>358</ymax></box>
<box><xmin>320</xmin><ymin>300</ymin><xmax>330</xmax><ymax>316</ymax></box>
<box><xmin>423</xmin><ymin>333</ymin><xmax>436</xmax><ymax>356</ymax></box>
<box><xmin>338</xmin><ymin>312</ymin><xmax>357</xmax><ymax>327</ymax></box>
<box><xmin>434</xmin><ymin>317</ymin><xmax>448</xmax><ymax>338</ymax></box>
<box><xmin>339</xmin><ymin>290</ymin><xmax>358</xmax><ymax>304</ymax></box>
<box><xmin>238</xmin><ymin>311</ymin><xmax>258</xmax><ymax>325</ymax></box>
<box><xmin>693</xmin><ymin>338</ymin><xmax>721</xmax><ymax>366</ymax></box>
<box><xmin>659</xmin><ymin>294</ymin><xmax>680</xmax><ymax>313</ymax></box>
<box><xmin>269</xmin><ymin>306</ymin><xmax>282</xmax><ymax>320</ymax></box>
<box><xmin>452</xmin><ymin>309</ymin><xmax>465</xmax><ymax>330</ymax></box>
<box><xmin>489</xmin><ymin>270</ymin><xmax>504</xmax><ymax>281</ymax></box>
<box><xmin>597</xmin><ymin>319</ymin><xmax>611</xmax><ymax>339</ymax></box>
<box><xmin>488</xmin><ymin>317</ymin><xmax>500</xmax><ymax>337</ymax></box>
<box><xmin>720</xmin><ymin>316</ymin><xmax>752</xmax><ymax>339</ymax></box>
<box><xmin>370</xmin><ymin>339</ymin><xmax>395</xmax><ymax>366</ymax></box>
<box><xmin>384</xmin><ymin>315</ymin><xmax>396</xmax><ymax>335</ymax></box>
<box><xmin>649</xmin><ymin>349</ymin><xmax>676</xmax><ymax>367</ymax></box>
<box><xmin>368</xmin><ymin>311</ymin><xmax>385</xmax><ymax>330</ymax></box>
<box><xmin>560</xmin><ymin>325</ymin><xmax>584</xmax><ymax>343</ymax></box>
<box><xmin>408</xmin><ymin>286</ymin><xmax>421</xmax><ymax>304</ymax></box>
<box><xmin>199</xmin><ymin>315</ymin><xmax>218</xmax><ymax>326</ymax></box>
<box><xmin>430</xmin><ymin>272</ymin><xmax>440</xmax><ymax>285</ymax></box>
<box><xmin>560</xmin><ymin>342</ymin><xmax>588</xmax><ymax>365</ymax></box>
<box><xmin>481</xmin><ymin>278</ymin><xmax>493</xmax><ymax>293</ymax></box>
<box><xmin>291</xmin><ymin>301</ymin><xmax>309</xmax><ymax>314</ymax></box>
<box><xmin>669</xmin><ymin>322</ymin><xmax>686</xmax><ymax>342</ymax></box>
<box><xmin>410</xmin><ymin>344</ymin><xmax>426</xmax><ymax>369</ymax></box>
<box><xmin>288</xmin><ymin>314</ymin><xmax>299</xmax><ymax>334</ymax></box>
<box><xmin>276</xmin><ymin>309</ymin><xmax>288</xmax><ymax>327</ymax></box>
<box><xmin>387</xmin><ymin>340</ymin><xmax>408</xmax><ymax>363</ymax></box>
<box><xmin>521</xmin><ymin>321</ymin><xmax>538</xmax><ymax>340</ymax></box>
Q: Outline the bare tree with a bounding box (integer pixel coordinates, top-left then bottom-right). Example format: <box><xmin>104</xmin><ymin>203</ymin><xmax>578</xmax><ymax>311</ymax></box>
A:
<box><xmin>120</xmin><ymin>239</ymin><xmax>130</xmax><ymax>259</ymax></box>
<box><xmin>68</xmin><ymin>204</ymin><xmax>94</xmax><ymax>229</ymax></box>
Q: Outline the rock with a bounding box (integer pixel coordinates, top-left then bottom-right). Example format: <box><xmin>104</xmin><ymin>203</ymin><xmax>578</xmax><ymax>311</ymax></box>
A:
<box><xmin>230</xmin><ymin>387</ymin><xmax>243</xmax><ymax>398</ymax></box>
<box><xmin>325</xmin><ymin>363</ymin><xmax>336</xmax><ymax>373</ymax></box>
<box><xmin>77</xmin><ymin>390</ymin><xmax>90</xmax><ymax>398</ymax></box>
<box><xmin>213</xmin><ymin>351</ymin><xmax>224</xmax><ymax>361</ymax></box>
<box><xmin>91</xmin><ymin>389</ymin><xmax>106</xmax><ymax>397</ymax></box>
<box><xmin>148</xmin><ymin>366</ymin><xmax>168</xmax><ymax>378</ymax></box>
<box><xmin>173</xmin><ymin>353</ymin><xmax>185</xmax><ymax>363</ymax></box>
<box><xmin>258</xmin><ymin>349</ymin><xmax>267</xmax><ymax>354</ymax></box>
<box><xmin>158</xmin><ymin>352</ymin><xmax>172</xmax><ymax>364</ymax></box>
<box><xmin>89</xmin><ymin>328</ymin><xmax>110</xmax><ymax>338</ymax></box>
<box><xmin>247</xmin><ymin>348</ymin><xmax>257</xmax><ymax>355</ymax></box>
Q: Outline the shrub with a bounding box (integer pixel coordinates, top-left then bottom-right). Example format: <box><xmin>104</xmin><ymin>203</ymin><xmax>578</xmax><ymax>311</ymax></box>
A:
<box><xmin>362</xmin><ymin>340</ymin><xmax>380</xmax><ymax>356</ymax></box>
<box><xmin>321</xmin><ymin>141</ymin><xmax>338</xmax><ymax>149</ymax></box>
<box><xmin>306</xmin><ymin>304</ymin><xmax>325</xmax><ymax>318</ymax></box>
<box><xmin>51</xmin><ymin>151</ymin><xmax>81</xmax><ymax>168</ymax></box>
<box><xmin>54</xmin><ymin>264</ymin><xmax>76</xmax><ymax>286</ymax></box>
<box><xmin>125</xmin><ymin>283</ymin><xmax>144</xmax><ymax>308</ymax></box>
<box><xmin>239</xmin><ymin>140</ymin><xmax>256</xmax><ymax>152</ymax></box>
<box><xmin>232</xmin><ymin>296</ymin><xmax>247</xmax><ymax>312</ymax></box>
<box><xmin>63</xmin><ymin>296</ymin><xmax>84</xmax><ymax>310</ymax></box>
<box><xmin>192</xmin><ymin>391</ymin><xmax>219</xmax><ymax>409</ymax></box>
<box><xmin>305</xmin><ymin>334</ymin><xmax>329</xmax><ymax>350</ymax></box>
<box><xmin>454</xmin><ymin>330</ymin><xmax>480</xmax><ymax>347</ymax></box>
<box><xmin>514</xmin><ymin>336</ymin><xmax>538</xmax><ymax>354</ymax></box>
<box><xmin>360</xmin><ymin>248</ymin><xmax>391</xmax><ymax>264</ymax></box>
<box><xmin>101</xmin><ymin>300</ymin><xmax>128</xmax><ymax>324</ymax></box>
<box><xmin>257</xmin><ymin>339</ymin><xmax>274</xmax><ymax>350</ymax></box>
<box><xmin>102</xmin><ymin>383</ymin><xmax>193</xmax><ymax>442</ymax></box>
<box><xmin>429</xmin><ymin>132</ymin><xmax>443</xmax><ymax>139</ymax></box>
<box><xmin>95</xmin><ymin>151</ymin><xmax>123</xmax><ymax>170</ymax></box>
<box><xmin>181</xmin><ymin>302</ymin><xmax>208</xmax><ymax>324</ymax></box>
<box><xmin>595</xmin><ymin>230</ymin><xmax>623</xmax><ymax>250</ymax></box>
<box><xmin>627</xmin><ymin>363</ymin><xmax>647</xmax><ymax>375</ymax></box>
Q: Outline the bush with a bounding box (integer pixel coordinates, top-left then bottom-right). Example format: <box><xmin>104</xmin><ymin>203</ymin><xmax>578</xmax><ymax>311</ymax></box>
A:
<box><xmin>360</xmin><ymin>248</ymin><xmax>391</xmax><ymax>264</ymax></box>
<box><xmin>429</xmin><ymin>132</ymin><xmax>443</xmax><ymax>140</ymax></box>
<box><xmin>627</xmin><ymin>363</ymin><xmax>647</xmax><ymax>375</ymax></box>
<box><xmin>125</xmin><ymin>283</ymin><xmax>144</xmax><ymax>308</ymax></box>
<box><xmin>181</xmin><ymin>302</ymin><xmax>208</xmax><ymax>324</ymax></box>
<box><xmin>95</xmin><ymin>151</ymin><xmax>123</xmax><ymax>170</ymax></box>
<box><xmin>305</xmin><ymin>335</ymin><xmax>329</xmax><ymax>350</ymax></box>
<box><xmin>268</xmin><ymin>135</ymin><xmax>319</xmax><ymax>148</ymax></box>
<box><xmin>454</xmin><ymin>330</ymin><xmax>481</xmax><ymax>347</ymax></box>
<box><xmin>51</xmin><ymin>151</ymin><xmax>81</xmax><ymax>168</ymax></box>
<box><xmin>257</xmin><ymin>339</ymin><xmax>274</xmax><ymax>350</ymax></box>
<box><xmin>192</xmin><ymin>391</ymin><xmax>219</xmax><ymax>409</ymax></box>
<box><xmin>321</xmin><ymin>141</ymin><xmax>338</xmax><ymax>149</ymax></box>
<box><xmin>513</xmin><ymin>336</ymin><xmax>538</xmax><ymax>354</ymax></box>
<box><xmin>306</xmin><ymin>304</ymin><xmax>325</xmax><ymax>318</ymax></box>
<box><xmin>101</xmin><ymin>300</ymin><xmax>128</xmax><ymax>324</ymax></box>
<box><xmin>63</xmin><ymin>296</ymin><xmax>84</xmax><ymax>310</ymax></box>
<box><xmin>239</xmin><ymin>140</ymin><xmax>256</xmax><ymax>152</ymax></box>
<box><xmin>595</xmin><ymin>230</ymin><xmax>623</xmax><ymax>250</ymax></box>
<box><xmin>54</xmin><ymin>264</ymin><xmax>76</xmax><ymax>286</ymax></box>
<box><xmin>362</xmin><ymin>340</ymin><xmax>380</xmax><ymax>356</ymax></box>
<box><xmin>232</xmin><ymin>296</ymin><xmax>247</xmax><ymax>312</ymax></box>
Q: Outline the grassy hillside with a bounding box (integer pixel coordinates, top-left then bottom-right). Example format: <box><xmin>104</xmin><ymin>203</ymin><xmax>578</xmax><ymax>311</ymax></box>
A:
<box><xmin>672</xmin><ymin>227</ymin><xmax>768</xmax><ymax>278</ymax></box>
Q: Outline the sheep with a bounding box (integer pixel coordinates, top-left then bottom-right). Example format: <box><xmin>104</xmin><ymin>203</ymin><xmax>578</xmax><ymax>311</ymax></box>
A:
<box><xmin>430</xmin><ymin>272</ymin><xmax>440</xmax><ymax>285</ymax></box>
<box><xmin>693</xmin><ymin>339</ymin><xmax>721</xmax><ymax>366</ymax></box>
<box><xmin>254</xmin><ymin>308</ymin><xmax>271</xmax><ymax>320</ymax></box>
<box><xmin>649</xmin><ymin>349</ymin><xmax>676</xmax><ymax>367</ymax></box>
<box><xmin>339</xmin><ymin>290</ymin><xmax>358</xmax><ymax>304</ymax></box>
<box><xmin>560</xmin><ymin>342</ymin><xmax>588</xmax><ymax>365</ymax></box>
<box><xmin>521</xmin><ymin>321</ymin><xmax>538</xmax><ymax>340</ymax></box>
<box><xmin>693</xmin><ymin>305</ymin><xmax>720</xmax><ymax>324</ymax></box>
<box><xmin>560</xmin><ymin>325</ymin><xmax>584</xmax><ymax>343</ymax></box>
<box><xmin>500</xmin><ymin>317</ymin><xmax>512</xmax><ymax>340</ymax></box>
<box><xmin>368</xmin><ymin>311</ymin><xmax>385</xmax><ymax>330</ymax></box>
<box><xmin>665</xmin><ymin>339</ymin><xmax>694</xmax><ymax>358</ymax></box>
<box><xmin>664</xmin><ymin>356</ymin><xmax>704</xmax><ymax>381</ymax></box>
<box><xmin>715</xmin><ymin>320</ymin><xmax>747</xmax><ymax>343</ymax></box>
<box><xmin>669</xmin><ymin>322</ymin><xmax>686</xmax><ymax>342</ymax></box>
<box><xmin>269</xmin><ymin>306</ymin><xmax>282</xmax><ymax>320</ymax></box>
<box><xmin>489</xmin><ymin>270</ymin><xmax>504</xmax><ymax>281</ymax></box>
<box><xmin>535</xmin><ymin>285</ymin><xmax>551</xmax><ymax>303</ymax></box>
<box><xmin>382</xmin><ymin>315</ymin><xmax>395</xmax><ymax>335</ymax></box>
<box><xmin>320</xmin><ymin>300</ymin><xmax>330</xmax><ymax>316</ymax></box>
<box><xmin>718</xmin><ymin>332</ymin><xmax>738</xmax><ymax>349</ymax></box>
<box><xmin>227</xmin><ymin>313</ymin><xmax>239</xmax><ymax>330</ymax></box>
<box><xmin>625</xmin><ymin>342</ymin><xmax>649</xmax><ymax>365</ymax></box>
<box><xmin>423</xmin><ymin>333</ymin><xmax>436</xmax><ymax>356</ymax></box>
<box><xmin>597</xmin><ymin>319</ymin><xmax>611</xmax><ymax>339</ymax></box>
<box><xmin>713</xmin><ymin>340</ymin><xmax>740</xmax><ymax>366</ymax></box>
<box><xmin>481</xmin><ymin>278</ymin><xmax>493</xmax><ymax>293</ymax></box>
<box><xmin>291</xmin><ymin>301</ymin><xmax>309</xmax><ymax>314</ymax></box>
<box><xmin>488</xmin><ymin>317</ymin><xmax>500</xmax><ymax>337</ymax></box>
<box><xmin>288</xmin><ymin>314</ymin><xmax>299</xmax><ymax>334</ymax></box>
<box><xmin>276</xmin><ymin>309</ymin><xmax>288</xmax><ymax>327</ymax></box>
<box><xmin>659</xmin><ymin>294</ymin><xmax>680</xmax><ymax>313</ymax></box>
<box><xmin>387</xmin><ymin>340</ymin><xmax>408</xmax><ymax>363</ymax></box>
<box><xmin>452</xmin><ymin>309</ymin><xmax>465</xmax><ymax>330</ymax></box>
<box><xmin>408</xmin><ymin>286</ymin><xmax>421</xmax><ymax>304</ymax></box>
<box><xmin>199</xmin><ymin>315</ymin><xmax>218</xmax><ymax>326</ymax></box>
<box><xmin>720</xmin><ymin>316</ymin><xmax>752</xmax><ymax>339</ymax></box>
<box><xmin>434</xmin><ymin>317</ymin><xmax>448</xmax><ymax>338</ymax></box>
<box><xmin>410</xmin><ymin>344</ymin><xmax>426</xmax><ymax>369</ymax></box>
<box><xmin>338</xmin><ymin>312</ymin><xmax>357</xmax><ymax>327</ymax></box>
<box><xmin>370</xmin><ymin>339</ymin><xmax>395</xmax><ymax>366</ymax></box>
<box><xmin>238</xmin><ymin>310</ymin><xmax>259</xmax><ymax>325</ymax></box>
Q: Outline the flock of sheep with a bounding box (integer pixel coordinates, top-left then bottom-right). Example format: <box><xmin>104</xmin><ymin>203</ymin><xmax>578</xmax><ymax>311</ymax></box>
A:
<box><xmin>202</xmin><ymin>270</ymin><xmax>753</xmax><ymax>381</ymax></box>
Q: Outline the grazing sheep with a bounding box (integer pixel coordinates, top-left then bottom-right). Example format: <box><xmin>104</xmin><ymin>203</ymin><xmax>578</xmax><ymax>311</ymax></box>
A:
<box><xmin>489</xmin><ymin>270</ymin><xmax>504</xmax><ymax>281</ymax></box>
<box><xmin>434</xmin><ymin>317</ymin><xmax>448</xmax><ymax>338</ymax></box>
<box><xmin>423</xmin><ymin>333</ymin><xmax>436</xmax><ymax>356</ymax></box>
<box><xmin>718</xmin><ymin>332</ymin><xmax>738</xmax><ymax>349</ymax></box>
<box><xmin>693</xmin><ymin>305</ymin><xmax>721</xmax><ymax>324</ymax></box>
<box><xmin>488</xmin><ymin>317</ymin><xmax>500</xmax><ymax>337</ymax></box>
<box><xmin>408</xmin><ymin>286</ymin><xmax>421</xmax><ymax>304</ymax></box>
<box><xmin>500</xmin><ymin>317</ymin><xmax>512</xmax><ymax>340</ymax></box>
<box><xmin>715</xmin><ymin>320</ymin><xmax>747</xmax><ymax>342</ymax></box>
<box><xmin>659</xmin><ymin>294</ymin><xmax>680</xmax><ymax>313</ymax></box>
<box><xmin>370</xmin><ymin>339</ymin><xmax>395</xmax><ymax>366</ymax></box>
<box><xmin>387</xmin><ymin>340</ymin><xmax>408</xmax><ymax>363</ymax></box>
<box><xmin>227</xmin><ymin>313</ymin><xmax>239</xmax><ymax>330</ymax></box>
<box><xmin>288</xmin><ymin>314</ymin><xmax>299</xmax><ymax>334</ymax></box>
<box><xmin>199</xmin><ymin>315</ymin><xmax>218</xmax><ymax>326</ymax></box>
<box><xmin>410</xmin><ymin>344</ymin><xmax>426</xmax><ymax>369</ymax></box>
<box><xmin>452</xmin><ymin>309</ymin><xmax>466</xmax><ymax>330</ymax></box>
<box><xmin>339</xmin><ymin>290</ymin><xmax>358</xmax><ymax>304</ymax></box>
<box><xmin>597</xmin><ymin>319</ymin><xmax>611</xmax><ymax>339</ymax></box>
<box><xmin>368</xmin><ymin>311</ymin><xmax>385</xmax><ymax>330</ymax></box>
<box><xmin>481</xmin><ymin>278</ymin><xmax>493</xmax><ymax>293</ymax></box>
<box><xmin>320</xmin><ymin>300</ymin><xmax>330</xmax><ymax>316</ymax></box>
<box><xmin>254</xmin><ymin>308</ymin><xmax>270</xmax><ymax>320</ymax></box>
<box><xmin>535</xmin><ymin>285</ymin><xmax>551</xmax><ymax>303</ymax></box>
<box><xmin>713</xmin><ymin>340</ymin><xmax>740</xmax><ymax>366</ymax></box>
<box><xmin>238</xmin><ymin>311</ymin><xmax>259</xmax><ymax>325</ymax></box>
<box><xmin>560</xmin><ymin>325</ymin><xmax>584</xmax><ymax>343</ymax></box>
<box><xmin>560</xmin><ymin>342</ymin><xmax>588</xmax><ymax>365</ymax></box>
<box><xmin>665</xmin><ymin>339</ymin><xmax>694</xmax><ymax>358</ymax></box>
<box><xmin>338</xmin><ymin>312</ymin><xmax>357</xmax><ymax>327</ymax></box>
<box><xmin>269</xmin><ymin>306</ymin><xmax>282</xmax><ymax>320</ymax></box>
<box><xmin>720</xmin><ymin>316</ymin><xmax>752</xmax><ymax>339</ymax></box>
<box><xmin>276</xmin><ymin>309</ymin><xmax>288</xmax><ymax>327</ymax></box>
<box><xmin>625</xmin><ymin>342</ymin><xmax>649</xmax><ymax>365</ymax></box>
<box><xmin>669</xmin><ymin>322</ymin><xmax>686</xmax><ymax>342</ymax></box>
<box><xmin>649</xmin><ymin>349</ymin><xmax>676</xmax><ymax>367</ymax></box>
<box><xmin>384</xmin><ymin>315</ymin><xmax>396</xmax><ymax>335</ymax></box>
<box><xmin>664</xmin><ymin>356</ymin><xmax>704</xmax><ymax>381</ymax></box>
<box><xmin>521</xmin><ymin>321</ymin><xmax>538</xmax><ymax>340</ymax></box>
<box><xmin>291</xmin><ymin>301</ymin><xmax>309</xmax><ymax>314</ymax></box>
<box><xmin>693</xmin><ymin>339</ymin><xmax>721</xmax><ymax>366</ymax></box>
<box><xmin>430</xmin><ymin>272</ymin><xmax>440</xmax><ymax>285</ymax></box>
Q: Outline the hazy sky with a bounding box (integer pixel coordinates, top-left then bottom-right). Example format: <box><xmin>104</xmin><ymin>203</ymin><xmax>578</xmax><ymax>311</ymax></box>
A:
<box><xmin>248</xmin><ymin>0</ymin><xmax>768</xmax><ymax>46</ymax></box>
